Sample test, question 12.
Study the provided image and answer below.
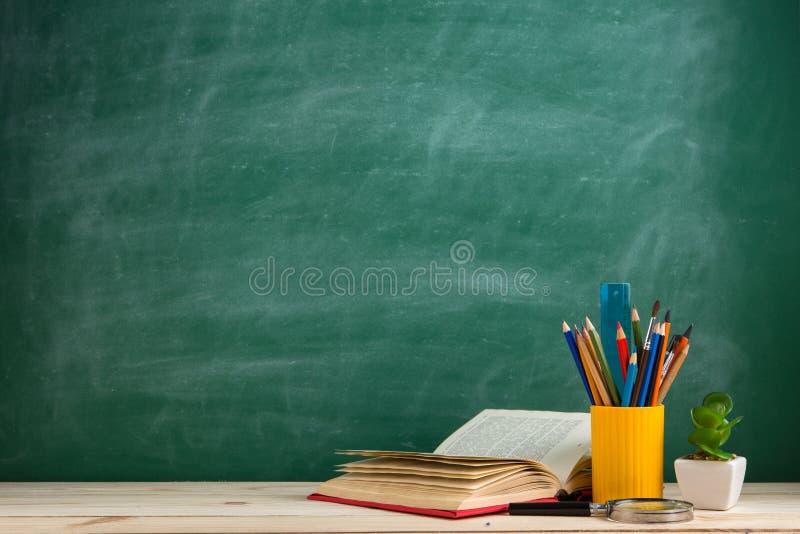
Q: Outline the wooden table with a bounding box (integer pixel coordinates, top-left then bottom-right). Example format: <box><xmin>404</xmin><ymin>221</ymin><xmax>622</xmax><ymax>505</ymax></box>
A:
<box><xmin>0</xmin><ymin>482</ymin><xmax>797</xmax><ymax>533</ymax></box>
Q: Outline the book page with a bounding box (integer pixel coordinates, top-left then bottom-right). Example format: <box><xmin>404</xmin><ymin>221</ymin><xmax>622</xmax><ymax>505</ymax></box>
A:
<box><xmin>433</xmin><ymin>409</ymin><xmax>590</xmax><ymax>483</ymax></box>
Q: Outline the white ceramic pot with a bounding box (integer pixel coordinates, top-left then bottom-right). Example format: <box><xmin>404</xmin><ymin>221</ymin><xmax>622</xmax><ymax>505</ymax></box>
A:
<box><xmin>674</xmin><ymin>456</ymin><xmax>746</xmax><ymax>510</ymax></box>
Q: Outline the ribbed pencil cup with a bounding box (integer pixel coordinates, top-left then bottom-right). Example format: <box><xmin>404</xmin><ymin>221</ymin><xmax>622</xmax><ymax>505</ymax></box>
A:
<box><xmin>590</xmin><ymin>405</ymin><xmax>664</xmax><ymax>503</ymax></box>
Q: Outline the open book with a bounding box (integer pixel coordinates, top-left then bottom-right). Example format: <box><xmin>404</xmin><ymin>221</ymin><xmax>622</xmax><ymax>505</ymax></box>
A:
<box><xmin>310</xmin><ymin>409</ymin><xmax>591</xmax><ymax>518</ymax></box>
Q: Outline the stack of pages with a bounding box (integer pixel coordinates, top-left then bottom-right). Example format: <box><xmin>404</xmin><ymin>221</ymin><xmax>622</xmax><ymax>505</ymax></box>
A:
<box><xmin>310</xmin><ymin>410</ymin><xmax>592</xmax><ymax>518</ymax></box>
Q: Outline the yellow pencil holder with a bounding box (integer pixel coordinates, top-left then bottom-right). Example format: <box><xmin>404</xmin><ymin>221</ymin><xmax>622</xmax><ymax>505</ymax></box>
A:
<box><xmin>590</xmin><ymin>405</ymin><xmax>664</xmax><ymax>503</ymax></box>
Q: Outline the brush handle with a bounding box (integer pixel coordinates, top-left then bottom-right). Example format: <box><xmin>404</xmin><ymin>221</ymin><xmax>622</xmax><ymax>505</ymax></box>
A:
<box><xmin>509</xmin><ymin>501</ymin><xmax>593</xmax><ymax>516</ymax></box>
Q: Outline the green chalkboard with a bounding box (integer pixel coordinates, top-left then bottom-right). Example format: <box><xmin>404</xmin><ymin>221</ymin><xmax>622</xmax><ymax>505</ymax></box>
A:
<box><xmin>1</xmin><ymin>1</ymin><xmax>799</xmax><ymax>482</ymax></box>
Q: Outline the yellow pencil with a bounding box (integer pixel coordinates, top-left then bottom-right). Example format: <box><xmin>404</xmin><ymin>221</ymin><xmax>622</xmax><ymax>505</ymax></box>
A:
<box><xmin>575</xmin><ymin>327</ymin><xmax>611</xmax><ymax>406</ymax></box>
<box><xmin>586</xmin><ymin>317</ymin><xmax>620</xmax><ymax>406</ymax></box>
<box><xmin>572</xmin><ymin>326</ymin><xmax>601</xmax><ymax>405</ymax></box>
<box><xmin>583</xmin><ymin>325</ymin><xmax>617</xmax><ymax>405</ymax></box>
<box><xmin>581</xmin><ymin>326</ymin><xmax>608</xmax><ymax>396</ymax></box>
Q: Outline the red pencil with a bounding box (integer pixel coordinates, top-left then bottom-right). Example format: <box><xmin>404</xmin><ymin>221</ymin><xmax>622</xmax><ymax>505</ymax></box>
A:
<box><xmin>615</xmin><ymin>321</ymin><xmax>630</xmax><ymax>381</ymax></box>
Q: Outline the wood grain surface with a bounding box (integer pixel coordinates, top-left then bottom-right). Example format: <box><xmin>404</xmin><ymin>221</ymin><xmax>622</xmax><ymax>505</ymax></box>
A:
<box><xmin>0</xmin><ymin>482</ymin><xmax>797</xmax><ymax>533</ymax></box>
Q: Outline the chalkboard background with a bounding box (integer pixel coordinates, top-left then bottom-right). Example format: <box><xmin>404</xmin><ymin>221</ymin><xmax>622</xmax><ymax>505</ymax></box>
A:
<box><xmin>2</xmin><ymin>1</ymin><xmax>798</xmax><ymax>482</ymax></box>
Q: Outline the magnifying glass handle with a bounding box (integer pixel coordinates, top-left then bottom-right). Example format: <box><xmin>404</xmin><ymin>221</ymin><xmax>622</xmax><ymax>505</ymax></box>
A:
<box><xmin>508</xmin><ymin>501</ymin><xmax>592</xmax><ymax>516</ymax></box>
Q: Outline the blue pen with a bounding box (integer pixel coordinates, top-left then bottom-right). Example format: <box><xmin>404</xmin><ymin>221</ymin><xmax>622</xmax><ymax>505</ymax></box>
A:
<box><xmin>562</xmin><ymin>321</ymin><xmax>594</xmax><ymax>405</ymax></box>
<box><xmin>621</xmin><ymin>352</ymin><xmax>638</xmax><ymax>407</ymax></box>
<box><xmin>636</xmin><ymin>328</ymin><xmax>661</xmax><ymax>407</ymax></box>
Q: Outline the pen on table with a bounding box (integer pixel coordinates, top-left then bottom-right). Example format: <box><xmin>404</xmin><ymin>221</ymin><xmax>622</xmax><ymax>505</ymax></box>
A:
<box><xmin>563</xmin><ymin>321</ymin><xmax>594</xmax><ymax>405</ymax></box>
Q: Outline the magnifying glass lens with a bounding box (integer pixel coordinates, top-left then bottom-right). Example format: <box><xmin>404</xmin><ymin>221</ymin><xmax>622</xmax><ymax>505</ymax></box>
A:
<box><xmin>607</xmin><ymin>498</ymin><xmax>693</xmax><ymax>523</ymax></box>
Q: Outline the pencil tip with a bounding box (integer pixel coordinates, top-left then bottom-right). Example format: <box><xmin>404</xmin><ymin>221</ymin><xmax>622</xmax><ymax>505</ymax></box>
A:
<box><xmin>562</xmin><ymin>321</ymin><xmax>570</xmax><ymax>332</ymax></box>
<box><xmin>684</xmin><ymin>324</ymin><xmax>693</xmax><ymax>339</ymax></box>
<box><xmin>652</xmin><ymin>300</ymin><xmax>661</xmax><ymax>316</ymax></box>
<box><xmin>585</xmin><ymin>316</ymin><xmax>595</xmax><ymax>330</ymax></box>
<box><xmin>665</xmin><ymin>309</ymin><xmax>671</xmax><ymax>322</ymax></box>
<box><xmin>632</xmin><ymin>307</ymin><xmax>640</xmax><ymax>321</ymax></box>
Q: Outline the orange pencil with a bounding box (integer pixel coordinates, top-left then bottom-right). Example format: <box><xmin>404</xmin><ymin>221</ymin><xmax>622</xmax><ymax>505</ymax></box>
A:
<box><xmin>662</xmin><ymin>324</ymin><xmax>692</xmax><ymax>378</ymax></box>
<box><xmin>575</xmin><ymin>328</ymin><xmax>611</xmax><ymax>406</ymax></box>
<box><xmin>649</xmin><ymin>309</ymin><xmax>671</xmax><ymax>406</ymax></box>
<box><xmin>657</xmin><ymin>343</ymin><xmax>690</xmax><ymax>405</ymax></box>
<box><xmin>577</xmin><ymin>325</ymin><xmax>608</xmax><ymax>402</ymax></box>
<box><xmin>615</xmin><ymin>321</ymin><xmax>630</xmax><ymax>381</ymax></box>
<box><xmin>572</xmin><ymin>327</ymin><xmax>603</xmax><ymax>406</ymax></box>
<box><xmin>582</xmin><ymin>325</ymin><xmax>617</xmax><ymax>406</ymax></box>
<box><xmin>581</xmin><ymin>326</ymin><xmax>594</xmax><ymax>352</ymax></box>
<box><xmin>581</xmin><ymin>326</ymin><xmax>607</xmax><ymax>392</ymax></box>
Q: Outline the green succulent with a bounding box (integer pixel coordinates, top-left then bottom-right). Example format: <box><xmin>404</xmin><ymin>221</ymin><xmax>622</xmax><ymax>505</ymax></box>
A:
<box><xmin>687</xmin><ymin>392</ymin><xmax>743</xmax><ymax>460</ymax></box>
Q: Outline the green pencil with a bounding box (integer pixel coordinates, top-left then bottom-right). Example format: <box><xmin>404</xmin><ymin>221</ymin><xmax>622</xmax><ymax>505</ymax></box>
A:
<box><xmin>631</xmin><ymin>306</ymin><xmax>644</xmax><ymax>358</ymax></box>
<box><xmin>585</xmin><ymin>316</ymin><xmax>620</xmax><ymax>405</ymax></box>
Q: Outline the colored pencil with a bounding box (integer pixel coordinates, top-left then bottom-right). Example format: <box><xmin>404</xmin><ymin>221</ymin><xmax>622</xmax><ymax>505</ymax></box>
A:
<box><xmin>662</xmin><ymin>324</ymin><xmax>692</xmax><ymax>379</ymax></box>
<box><xmin>579</xmin><ymin>324</ymin><xmax>611</xmax><ymax>405</ymax></box>
<box><xmin>631</xmin><ymin>306</ymin><xmax>644</xmax><ymax>358</ymax></box>
<box><xmin>616</xmin><ymin>321</ymin><xmax>630</xmax><ymax>381</ymax></box>
<box><xmin>636</xmin><ymin>323</ymin><xmax>661</xmax><ymax>407</ymax></box>
<box><xmin>575</xmin><ymin>327</ymin><xmax>611</xmax><ymax>406</ymax></box>
<box><xmin>575</xmin><ymin>326</ymin><xmax>605</xmax><ymax>406</ymax></box>
<box><xmin>559</xmin><ymin>304</ymin><xmax>690</xmax><ymax>409</ymax></box>
<box><xmin>629</xmin><ymin>336</ymin><xmax>651</xmax><ymax>406</ymax></box>
<box><xmin>563</xmin><ymin>321</ymin><xmax>594</xmax><ymax>405</ymax></box>
<box><xmin>581</xmin><ymin>326</ymin><xmax>594</xmax><ymax>355</ymax></box>
<box><xmin>580</xmin><ymin>325</ymin><xmax>604</xmax><ymax>394</ymax></box>
<box><xmin>659</xmin><ymin>335</ymin><xmax>678</xmax><ymax>379</ymax></box>
<box><xmin>649</xmin><ymin>309</ymin><xmax>671</xmax><ymax>406</ymax></box>
<box><xmin>621</xmin><ymin>352</ymin><xmax>638</xmax><ymax>407</ymax></box>
<box><xmin>657</xmin><ymin>342</ymin><xmax>690</xmax><ymax>405</ymax></box>
<box><xmin>586</xmin><ymin>317</ymin><xmax>620</xmax><ymax>406</ymax></box>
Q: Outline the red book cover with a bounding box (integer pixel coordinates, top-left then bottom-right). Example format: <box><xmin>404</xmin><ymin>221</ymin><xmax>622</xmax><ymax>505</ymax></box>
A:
<box><xmin>307</xmin><ymin>493</ymin><xmax>560</xmax><ymax>519</ymax></box>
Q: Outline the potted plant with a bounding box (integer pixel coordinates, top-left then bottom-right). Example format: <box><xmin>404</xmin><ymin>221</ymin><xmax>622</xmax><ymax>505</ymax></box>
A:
<box><xmin>674</xmin><ymin>392</ymin><xmax>745</xmax><ymax>510</ymax></box>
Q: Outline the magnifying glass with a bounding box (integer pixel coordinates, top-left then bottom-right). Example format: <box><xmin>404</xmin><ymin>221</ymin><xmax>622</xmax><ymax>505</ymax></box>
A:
<box><xmin>509</xmin><ymin>498</ymin><xmax>693</xmax><ymax>523</ymax></box>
